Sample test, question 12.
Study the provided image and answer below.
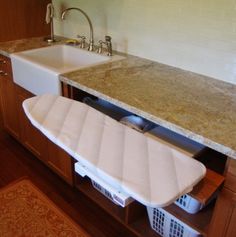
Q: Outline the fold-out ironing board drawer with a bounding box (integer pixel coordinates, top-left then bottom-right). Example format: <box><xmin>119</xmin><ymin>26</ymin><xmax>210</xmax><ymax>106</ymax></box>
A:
<box><xmin>22</xmin><ymin>94</ymin><xmax>206</xmax><ymax>208</ymax></box>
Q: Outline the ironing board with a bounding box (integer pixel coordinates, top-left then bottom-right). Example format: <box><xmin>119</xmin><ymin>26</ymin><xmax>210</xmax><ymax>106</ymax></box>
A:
<box><xmin>23</xmin><ymin>94</ymin><xmax>206</xmax><ymax>207</ymax></box>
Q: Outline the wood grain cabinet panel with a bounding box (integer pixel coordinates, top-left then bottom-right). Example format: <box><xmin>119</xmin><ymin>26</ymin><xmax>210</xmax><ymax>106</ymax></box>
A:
<box><xmin>47</xmin><ymin>140</ymin><xmax>74</xmax><ymax>185</ymax></box>
<box><xmin>208</xmin><ymin>172</ymin><xmax>236</xmax><ymax>237</ymax></box>
<box><xmin>208</xmin><ymin>187</ymin><xmax>236</xmax><ymax>237</ymax></box>
<box><xmin>0</xmin><ymin>55</ymin><xmax>20</xmax><ymax>140</ymax></box>
<box><xmin>0</xmin><ymin>0</ymin><xmax>50</xmax><ymax>42</ymax></box>
<box><xmin>16</xmin><ymin>85</ymin><xmax>48</xmax><ymax>163</ymax></box>
<box><xmin>16</xmin><ymin>85</ymin><xmax>74</xmax><ymax>185</ymax></box>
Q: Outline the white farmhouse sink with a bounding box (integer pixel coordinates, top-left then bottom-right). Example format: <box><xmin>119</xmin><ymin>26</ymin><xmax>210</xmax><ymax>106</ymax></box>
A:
<box><xmin>11</xmin><ymin>45</ymin><xmax>123</xmax><ymax>95</ymax></box>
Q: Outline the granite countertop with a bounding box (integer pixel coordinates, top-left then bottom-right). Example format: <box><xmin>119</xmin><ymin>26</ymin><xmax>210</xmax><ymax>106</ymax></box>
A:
<box><xmin>60</xmin><ymin>55</ymin><xmax>236</xmax><ymax>160</ymax></box>
<box><xmin>0</xmin><ymin>37</ymin><xmax>236</xmax><ymax>159</ymax></box>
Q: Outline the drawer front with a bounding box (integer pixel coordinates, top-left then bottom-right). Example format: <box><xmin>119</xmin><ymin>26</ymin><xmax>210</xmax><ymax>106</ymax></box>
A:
<box><xmin>0</xmin><ymin>55</ymin><xmax>13</xmax><ymax>80</ymax></box>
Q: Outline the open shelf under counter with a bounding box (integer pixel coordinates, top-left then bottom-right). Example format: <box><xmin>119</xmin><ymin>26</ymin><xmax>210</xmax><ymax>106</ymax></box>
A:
<box><xmin>75</xmin><ymin>175</ymin><xmax>145</xmax><ymax>222</ymax></box>
<box><xmin>74</xmin><ymin>173</ymin><xmax>218</xmax><ymax>237</ymax></box>
<box><xmin>74</xmin><ymin>174</ymin><xmax>161</xmax><ymax>237</ymax></box>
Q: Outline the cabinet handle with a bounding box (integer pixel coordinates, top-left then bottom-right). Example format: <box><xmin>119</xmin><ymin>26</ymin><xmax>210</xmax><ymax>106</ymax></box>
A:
<box><xmin>0</xmin><ymin>70</ymin><xmax>8</xmax><ymax>76</ymax></box>
<box><xmin>0</xmin><ymin>59</ymin><xmax>6</xmax><ymax>64</ymax></box>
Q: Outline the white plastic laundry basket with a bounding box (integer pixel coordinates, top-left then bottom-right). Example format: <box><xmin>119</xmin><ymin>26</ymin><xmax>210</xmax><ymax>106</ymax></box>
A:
<box><xmin>147</xmin><ymin>207</ymin><xmax>201</xmax><ymax>237</ymax></box>
<box><xmin>174</xmin><ymin>194</ymin><xmax>204</xmax><ymax>214</ymax></box>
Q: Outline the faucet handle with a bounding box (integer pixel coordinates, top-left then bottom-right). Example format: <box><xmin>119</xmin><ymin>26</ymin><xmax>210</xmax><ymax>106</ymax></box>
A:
<box><xmin>97</xmin><ymin>40</ymin><xmax>104</xmax><ymax>54</ymax></box>
<box><xmin>105</xmin><ymin>35</ymin><xmax>112</xmax><ymax>42</ymax></box>
<box><xmin>105</xmin><ymin>35</ymin><xmax>112</xmax><ymax>56</ymax></box>
<box><xmin>97</xmin><ymin>36</ymin><xmax>112</xmax><ymax>56</ymax></box>
<box><xmin>77</xmin><ymin>35</ymin><xmax>86</xmax><ymax>49</ymax></box>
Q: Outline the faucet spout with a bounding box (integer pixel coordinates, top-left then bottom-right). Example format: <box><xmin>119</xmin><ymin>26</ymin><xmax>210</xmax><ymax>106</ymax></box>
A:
<box><xmin>61</xmin><ymin>7</ymin><xmax>94</xmax><ymax>51</ymax></box>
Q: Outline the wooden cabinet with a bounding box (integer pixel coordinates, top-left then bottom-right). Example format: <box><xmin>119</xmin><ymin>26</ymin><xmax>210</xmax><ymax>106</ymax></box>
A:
<box><xmin>0</xmin><ymin>0</ymin><xmax>50</xmax><ymax>42</ymax></box>
<box><xmin>0</xmin><ymin>55</ymin><xmax>20</xmax><ymax>140</ymax></box>
<box><xmin>16</xmin><ymin>85</ymin><xmax>48</xmax><ymax>163</ymax></box>
<box><xmin>15</xmin><ymin>85</ymin><xmax>74</xmax><ymax>185</ymax></box>
<box><xmin>208</xmin><ymin>173</ymin><xmax>236</xmax><ymax>237</ymax></box>
<box><xmin>47</xmin><ymin>140</ymin><xmax>74</xmax><ymax>185</ymax></box>
<box><xmin>208</xmin><ymin>188</ymin><xmax>236</xmax><ymax>237</ymax></box>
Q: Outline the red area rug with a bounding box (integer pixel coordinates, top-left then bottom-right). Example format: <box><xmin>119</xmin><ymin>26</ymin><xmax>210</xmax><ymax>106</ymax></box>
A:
<box><xmin>0</xmin><ymin>179</ymin><xmax>90</xmax><ymax>237</ymax></box>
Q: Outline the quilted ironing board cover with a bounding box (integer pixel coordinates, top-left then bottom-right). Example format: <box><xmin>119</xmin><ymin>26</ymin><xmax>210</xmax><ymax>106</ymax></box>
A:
<box><xmin>23</xmin><ymin>94</ymin><xmax>206</xmax><ymax>207</ymax></box>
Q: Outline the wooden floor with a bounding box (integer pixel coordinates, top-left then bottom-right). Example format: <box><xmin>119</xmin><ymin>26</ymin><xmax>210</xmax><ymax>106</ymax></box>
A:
<box><xmin>0</xmin><ymin>125</ymin><xmax>136</xmax><ymax>237</ymax></box>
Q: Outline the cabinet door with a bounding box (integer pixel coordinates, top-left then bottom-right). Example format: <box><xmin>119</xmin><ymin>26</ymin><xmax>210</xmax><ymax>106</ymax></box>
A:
<box><xmin>47</xmin><ymin>139</ymin><xmax>74</xmax><ymax>185</ymax></box>
<box><xmin>16</xmin><ymin>85</ymin><xmax>48</xmax><ymax>163</ymax></box>
<box><xmin>0</xmin><ymin>0</ymin><xmax>50</xmax><ymax>42</ymax></box>
<box><xmin>0</xmin><ymin>56</ymin><xmax>20</xmax><ymax>139</ymax></box>
<box><xmin>208</xmin><ymin>187</ymin><xmax>236</xmax><ymax>237</ymax></box>
<box><xmin>17</xmin><ymin>85</ymin><xmax>74</xmax><ymax>185</ymax></box>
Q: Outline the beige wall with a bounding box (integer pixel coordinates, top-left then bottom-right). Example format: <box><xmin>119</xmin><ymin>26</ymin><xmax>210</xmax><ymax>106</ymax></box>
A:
<box><xmin>53</xmin><ymin>0</ymin><xmax>236</xmax><ymax>84</ymax></box>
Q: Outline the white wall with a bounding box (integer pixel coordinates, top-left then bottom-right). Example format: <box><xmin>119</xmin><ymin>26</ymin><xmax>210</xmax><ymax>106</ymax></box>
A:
<box><xmin>52</xmin><ymin>0</ymin><xmax>236</xmax><ymax>84</ymax></box>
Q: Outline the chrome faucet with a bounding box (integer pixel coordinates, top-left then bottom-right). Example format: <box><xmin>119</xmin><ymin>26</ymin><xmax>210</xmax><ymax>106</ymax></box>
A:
<box><xmin>45</xmin><ymin>3</ymin><xmax>56</xmax><ymax>43</ymax></box>
<box><xmin>61</xmin><ymin>7</ymin><xmax>94</xmax><ymax>51</ymax></box>
<box><xmin>97</xmin><ymin>36</ymin><xmax>113</xmax><ymax>56</ymax></box>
